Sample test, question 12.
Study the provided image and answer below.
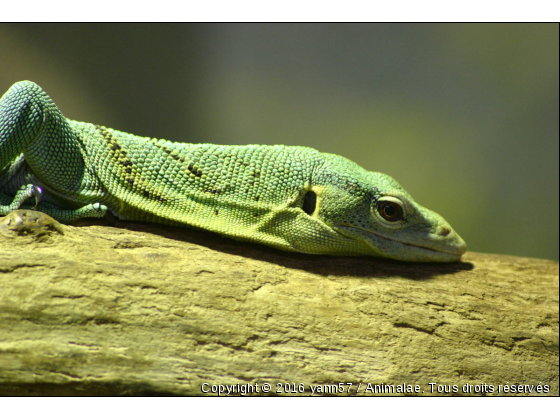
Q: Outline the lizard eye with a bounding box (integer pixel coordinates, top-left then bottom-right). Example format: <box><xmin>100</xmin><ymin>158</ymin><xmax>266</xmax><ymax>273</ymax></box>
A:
<box><xmin>378</xmin><ymin>201</ymin><xmax>404</xmax><ymax>222</ymax></box>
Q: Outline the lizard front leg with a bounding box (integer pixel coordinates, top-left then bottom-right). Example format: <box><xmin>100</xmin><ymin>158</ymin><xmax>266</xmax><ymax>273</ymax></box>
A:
<box><xmin>0</xmin><ymin>81</ymin><xmax>106</xmax><ymax>222</ymax></box>
<box><xmin>0</xmin><ymin>189</ymin><xmax>107</xmax><ymax>222</ymax></box>
<box><xmin>0</xmin><ymin>184</ymin><xmax>43</xmax><ymax>212</ymax></box>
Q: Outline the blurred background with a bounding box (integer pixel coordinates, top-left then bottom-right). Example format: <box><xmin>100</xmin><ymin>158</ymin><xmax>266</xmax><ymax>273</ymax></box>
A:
<box><xmin>1</xmin><ymin>23</ymin><xmax>558</xmax><ymax>261</ymax></box>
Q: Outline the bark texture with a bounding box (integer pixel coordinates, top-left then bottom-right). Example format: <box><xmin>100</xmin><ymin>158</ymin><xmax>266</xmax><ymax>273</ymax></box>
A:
<box><xmin>0</xmin><ymin>210</ymin><xmax>558</xmax><ymax>396</ymax></box>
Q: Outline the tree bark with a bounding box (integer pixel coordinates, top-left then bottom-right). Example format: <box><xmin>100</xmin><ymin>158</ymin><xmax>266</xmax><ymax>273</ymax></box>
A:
<box><xmin>0</xmin><ymin>210</ymin><xmax>558</xmax><ymax>396</ymax></box>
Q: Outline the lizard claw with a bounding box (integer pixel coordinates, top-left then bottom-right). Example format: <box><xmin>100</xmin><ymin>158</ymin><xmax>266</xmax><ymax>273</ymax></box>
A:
<box><xmin>31</xmin><ymin>185</ymin><xmax>43</xmax><ymax>208</ymax></box>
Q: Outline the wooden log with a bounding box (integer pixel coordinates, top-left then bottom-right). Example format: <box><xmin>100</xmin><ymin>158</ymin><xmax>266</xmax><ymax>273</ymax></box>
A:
<box><xmin>0</xmin><ymin>210</ymin><xmax>557</xmax><ymax>396</ymax></box>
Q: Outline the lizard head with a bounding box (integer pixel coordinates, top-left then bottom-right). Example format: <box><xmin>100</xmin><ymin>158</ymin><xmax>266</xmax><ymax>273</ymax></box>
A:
<box><xmin>308</xmin><ymin>157</ymin><xmax>467</xmax><ymax>262</ymax></box>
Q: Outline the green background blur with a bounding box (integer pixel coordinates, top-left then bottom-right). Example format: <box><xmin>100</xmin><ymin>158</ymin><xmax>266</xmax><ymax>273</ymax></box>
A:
<box><xmin>1</xmin><ymin>23</ymin><xmax>558</xmax><ymax>261</ymax></box>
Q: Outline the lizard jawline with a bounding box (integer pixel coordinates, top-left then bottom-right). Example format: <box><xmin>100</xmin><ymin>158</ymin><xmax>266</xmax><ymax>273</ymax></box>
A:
<box><xmin>335</xmin><ymin>224</ymin><xmax>463</xmax><ymax>259</ymax></box>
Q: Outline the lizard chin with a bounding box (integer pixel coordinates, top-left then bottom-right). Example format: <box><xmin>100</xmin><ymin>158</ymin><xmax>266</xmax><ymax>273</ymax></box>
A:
<box><xmin>335</xmin><ymin>225</ymin><xmax>467</xmax><ymax>262</ymax></box>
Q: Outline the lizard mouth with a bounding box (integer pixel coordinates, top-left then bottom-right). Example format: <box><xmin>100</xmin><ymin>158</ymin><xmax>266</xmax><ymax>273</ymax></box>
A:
<box><xmin>387</xmin><ymin>235</ymin><xmax>465</xmax><ymax>256</ymax></box>
<box><xmin>335</xmin><ymin>224</ymin><xmax>466</xmax><ymax>262</ymax></box>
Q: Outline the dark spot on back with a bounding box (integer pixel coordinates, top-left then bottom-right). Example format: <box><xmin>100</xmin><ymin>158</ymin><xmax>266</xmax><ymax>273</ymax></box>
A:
<box><xmin>187</xmin><ymin>163</ymin><xmax>202</xmax><ymax>177</ymax></box>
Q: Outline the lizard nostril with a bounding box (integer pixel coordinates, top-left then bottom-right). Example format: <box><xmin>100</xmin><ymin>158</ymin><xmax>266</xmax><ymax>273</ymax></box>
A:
<box><xmin>440</xmin><ymin>227</ymin><xmax>451</xmax><ymax>237</ymax></box>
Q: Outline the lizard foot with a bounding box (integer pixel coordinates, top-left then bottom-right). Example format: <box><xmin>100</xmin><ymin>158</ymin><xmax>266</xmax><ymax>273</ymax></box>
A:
<box><xmin>42</xmin><ymin>202</ymin><xmax>108</xmax><ymax>223</ymax></box>
<box><xmin>0</xmin><ymin>184</ymin><xmax>43</xmax><ymax>215</ymax></box>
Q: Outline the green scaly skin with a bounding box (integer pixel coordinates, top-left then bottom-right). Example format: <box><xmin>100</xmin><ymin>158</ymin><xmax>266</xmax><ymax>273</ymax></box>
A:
<box><xmin>0</xmin><ymin>81</ymin><xmax>466</xmax><ymax>262</ymax></box>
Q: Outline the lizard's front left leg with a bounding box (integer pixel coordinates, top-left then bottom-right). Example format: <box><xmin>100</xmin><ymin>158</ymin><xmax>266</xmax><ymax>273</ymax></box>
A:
<box><xmin>1</xmin><ymin>81</ymin><xmax>104</xmax><ymax>221</ymax></box>
<box><xmin>0</xmin><ymin>184</ymin><xmax>43</xmax><ymax>213</ymax></box>
<box><xmin>0</xmin><ymin>188</ymin><xmax>107</xmax><ymax>222</ymax></box>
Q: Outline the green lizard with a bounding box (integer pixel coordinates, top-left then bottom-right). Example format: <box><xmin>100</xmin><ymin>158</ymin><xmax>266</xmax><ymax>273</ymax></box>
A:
<box><xmin>0</xmin><ymin>81</ymin><xmax>466</xmax><ymax>262</ymax></box>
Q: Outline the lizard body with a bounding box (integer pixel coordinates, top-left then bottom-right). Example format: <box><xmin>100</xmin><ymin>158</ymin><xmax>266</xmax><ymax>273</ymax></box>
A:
<box><xmin>0</xmin><ymin>81</ymin><xmax>466</xmax><ymax>262</ymax></box>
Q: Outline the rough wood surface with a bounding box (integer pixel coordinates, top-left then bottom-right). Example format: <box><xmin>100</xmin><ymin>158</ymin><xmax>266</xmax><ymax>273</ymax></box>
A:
<box><xmin>0</xmin><ymin>210</ymin><xmax>558</xmax><ymax>396</ymax></box>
